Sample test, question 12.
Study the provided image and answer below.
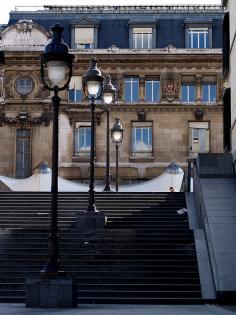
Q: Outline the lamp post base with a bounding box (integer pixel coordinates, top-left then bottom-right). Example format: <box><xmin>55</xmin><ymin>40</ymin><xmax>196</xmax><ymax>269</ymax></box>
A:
<box><xmin>75</xmin><ymin>211</ymin><xmax>106</xmax><ymax>230</ymax></box>
<box><xmin>26</xmin><ymin>274</ymin><xmax>77</xmax><ymax>308</ymax></box>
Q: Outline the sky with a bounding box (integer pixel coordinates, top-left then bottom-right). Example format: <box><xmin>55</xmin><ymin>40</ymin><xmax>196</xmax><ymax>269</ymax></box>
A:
<box><xmin>0</xmin><ymin>0</ymin><xmax>222</xmax><ymax>24</ymax></box>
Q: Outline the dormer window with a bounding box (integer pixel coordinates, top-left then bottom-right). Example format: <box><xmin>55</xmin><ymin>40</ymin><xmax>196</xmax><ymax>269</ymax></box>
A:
<box><xmin>128</xmin><ymin>21</ymin><xmax>157</xmax><ymax>49</ymax></box>
<box><xmin>71</xmin><ymin>19</ymin><xmax>99</xmax><ymax>49</ymax></box>
<box><xmin>74</xmin><ymin>27</ymin><xmax>94</xmax><ymax>49</ymax></box>
<box><xmin>133</xmin><ymin>28</ymin><xmax>152</xmax><ymax>49</ymax></box>
<box><xmin>184</xmin><ymin>20</ymin><xmax>212</xmax><ymax>49</ymax></box>
<box><xmin>188</xmin><ymin>28</ymin><xmax>209</xmax><ymax>49</ymax></box>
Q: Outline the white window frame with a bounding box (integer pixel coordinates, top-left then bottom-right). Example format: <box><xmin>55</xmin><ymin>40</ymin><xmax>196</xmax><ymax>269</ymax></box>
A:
<box><xmin>132</xmin><ymin>123</ymin><xmax>153</xmax><ymax>157</ymax></box>
<box><xmin>202</xmin><ymin>83</ymin><xmax>217</xmax><ymax>104</ymax></box>
<box><xmin>133</xmin><ymin>28</ymin><xmax>152</xmax><ymax>49</ymax></box>
<box><xmin>74</xmin><ymin>122</ymin><xmax>91</xmax><ymax>156</ymax></box>
<box><xmin>181</xmin><ymin>83</ymin><xmax>196</xmax><ymax>103</ymax></box>
<box><xmin>188</xmin><ymin>28</ymin><xmax>209</xmax><ymax>49</ymax></box>
<box><xmin>125</xmin><ymin>77</ymin><xmax>139</xmax><ymax>103</ymax></box>
<box><xmin>145</xmin><ymin>80</ymin><xmax>160</xmax><ymax>103</ymax></box>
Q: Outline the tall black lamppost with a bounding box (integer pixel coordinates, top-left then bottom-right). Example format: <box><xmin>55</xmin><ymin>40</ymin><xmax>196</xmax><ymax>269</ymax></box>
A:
<box><xmin>84</xmin><ymin>58</ymin><xmax>104</xmax><ymax>212</ymax></box>
<box><xmin>40</xmin><ymin>24</ymin><xmax>74</xmax><ymax>274</ymax></box>
<box><xmin>111</xmin><ymin>118</ymin><xmax>124</xmax><ymax>192</ymax></box>
<box><xmin>103</xmin><ymin>75</ymin><xmax>116</xmax><ymax>191</ymax></box>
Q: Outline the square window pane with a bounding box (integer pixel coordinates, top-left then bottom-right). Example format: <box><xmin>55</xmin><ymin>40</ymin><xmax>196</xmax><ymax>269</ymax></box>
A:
<box><xmin>202</xmin><ymin>84</ymin><xmax>209</xmax><ymax>102</ymax></box>
<box><xmin>136</xmin><ymin>128</ymin><xmax>141</xmax><ymax>142</ymax></box>
<box><xmin>199</xmin><ymin>33</ymin><xmax>205</xmax><ymax>48</ymax></box>
<box><xmin>189</xmin><ymin>85</ymin><xmax>196</xmax><ymax>102</ymax></box>
<box><xmin>182</xmin><ymin>85</ymin><xmax>188</xmax><ymax>102</ymax></box>
<box><xmin>132</xmin><ymin>79</ymin><xmax>139</xmax><ymax>102</ymax></box>
<box><xmin>125</xmin><ymin>80</ymin><xmax>131</xmax><ymax>102</ymax></box>
<box><xmin>193</xmin><ymin>33</ymin><xmax>198</xmax><ymax>48</ymax></box>
<box><xmin>210</xmin><ymin>84</ymin><xmax>216</xmax><ymax>102</ymax></box>
<box><xmin>132</xmin><ymin>128</ymin><xmax>136</xmax><ymax>151</ymax></box>
<box><xmin>69</xmin><ymin>89</ymin><xmax>74</xmax><ymax>102</ymax></box>
<box><xmin>145</xmin><ymin>81</ymin><xmax>152</xmax><ymax>102</ymax></box>
<box><xmin>205</xmin><ymin>32</ymin><xmax>209</xmax><ymax>48</ymax></box>
<box><xmin>76</xmin><ymin>90</ymin><xmax>82</xmax><ymax>101</ymax></box>
<box><xmin>153</xmin><ymin>81</ymin><xmax>160</xmax><ymax>102</ymax></box>
<box><xmin>136</xmin><ymin>34</ymin><xmax>142</xmax><ymax>49</ymax></box>
<box><xmin>143</xmin><ymin>33</ymin><xmax>149</xmax><ymax>49</ymax></box>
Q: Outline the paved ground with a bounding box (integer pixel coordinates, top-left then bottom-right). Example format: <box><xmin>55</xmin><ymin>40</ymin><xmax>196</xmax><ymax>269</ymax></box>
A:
<box><xmin>0</xmin><ymin>304</ymin><xmax>236</xmax><ymax>315</ymax></box>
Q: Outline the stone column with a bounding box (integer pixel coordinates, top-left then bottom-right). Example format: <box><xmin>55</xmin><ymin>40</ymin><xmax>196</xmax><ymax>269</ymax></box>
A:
<box><xmin>117</xmin><ymin>73</ymin><xmax>123</xmax><ymax>103</ymax></box>
<box><xmin>196</xmin><ymin>75</ymin><xmax>202</xmax><ymax>105</ymax></box>
<box><xmin>139</xmin><ymin>75</ymin><xmax>145</xmax><ymax>102</ymax></box>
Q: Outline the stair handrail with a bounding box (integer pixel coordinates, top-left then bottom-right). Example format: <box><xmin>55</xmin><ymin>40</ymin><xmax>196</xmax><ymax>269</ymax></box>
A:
<box><xmin>193</xmin><ymin>161</ymin><xmax>220</xmax><ymax>294</ymax></box>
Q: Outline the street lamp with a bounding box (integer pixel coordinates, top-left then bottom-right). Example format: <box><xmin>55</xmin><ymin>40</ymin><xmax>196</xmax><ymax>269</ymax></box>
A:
<box><xmin>111</xmin><ymin>118</ymin><xmax>124</xmax><ymax>192</ymax></box>
<box><xmin>40</xmin><ymin>24</ymin><xmax>74</xmax><ymax>275</ymax></box>
<box><xmin>103</xmin><ymin>75</ymin><xmax>116</xmax><ymax>191</ymax></box>
<box><xmin>84</xmin><ymin>57</ymin><xmax>104</xmax><ymax>212</ymax></box>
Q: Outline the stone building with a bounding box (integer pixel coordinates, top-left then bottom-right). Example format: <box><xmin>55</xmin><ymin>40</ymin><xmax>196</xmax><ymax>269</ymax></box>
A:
<box><xmin>222</xmin><ymin>0</ymin><xmax>236</xmax><ymax>163</ymax></box>
<box><xmin>0</xmin><ymin>5</ymin><xmax>224</xmax><ymax>183</ymax></box>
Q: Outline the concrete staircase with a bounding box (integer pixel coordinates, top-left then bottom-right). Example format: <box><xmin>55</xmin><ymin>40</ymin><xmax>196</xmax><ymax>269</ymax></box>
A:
<box><xmin>0</xmin><ymin>192</ymin><xmax>202</xmax><ymax>304</ymax></box>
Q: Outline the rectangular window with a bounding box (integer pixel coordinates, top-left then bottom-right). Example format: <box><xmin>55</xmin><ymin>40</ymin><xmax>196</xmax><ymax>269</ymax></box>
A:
<box><xmin>188</xmin><ymin>28</ymin><xmax>209</xmax><ymax>48</ymax></box>
<box><xmin>125</xmin><ymin>77</ymin><xmax>139</xmax><ymax>103</ymax></box>
<box><xmin>132</xmin><ymin>122</ymin><xmax>152</xmax><ymax>157</ymax></box>
<box><xmin>74</xmin><ymin>125</ymin><xmax>91</xmax><ymax>155</ymax></box>
<box><xmin>189</xmin><ymin>122</ymin><xmax>209</xmax><ymax>154</ymax></box>
<box><xmin>202</xmin><ymin>83</ymin><xmax>216</xmax><ymax>103</ymax></box>
<box><xmin>74</xmin><ymin>27</ymin><xmax>94</xmax><ymax>49</ymax></box>
<box><xmin>133</xmin><ymin>28</ymin><xmax>152</xmax><ymax>49</ymax></box>
<box><xmin>145</xmin><ymin>80</ymin><xmax>160</xmax><ymax>102</ymax></box>
<box><xmin>16</xmin><ymin>129</ymin><xmax>31</xmax><ymax>179</ymax></box>
<box><xmin>68</xmin><ymin>76</ymin><xmax>82</xmax><ymax>102</ymax></box>
<box><xmin>182</xmin><ymin>83</ymin><xmax>196</xmax><ymax>103</ymax></box>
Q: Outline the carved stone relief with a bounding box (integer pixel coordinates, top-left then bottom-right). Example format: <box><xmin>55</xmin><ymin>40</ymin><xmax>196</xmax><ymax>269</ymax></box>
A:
<box><xmin>0</xmin><ymin>110</ymin><xmax>51</xmax><ymax>128</ymax></box>
<box><xmin>161</xmin><ymin>73</ymin><xmax>180</xmax><ymax>102</ymax></box>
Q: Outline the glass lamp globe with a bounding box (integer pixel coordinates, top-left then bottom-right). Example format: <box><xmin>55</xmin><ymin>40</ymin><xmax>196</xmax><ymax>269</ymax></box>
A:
<box><xmin>47</xmin><ymin>60</ymin><xmax>67</xmax><ymax>86</ymax></box>
<box><xmin>87</xmin><ymin>80</ymin><xmax>100</xmax><ymax>96</ymax></box>
<box><xmin>103</xmin><ymin>93</ymin><xmax>113</xmax><ymax>104</ymax></box>
<box><xmin>112</xmin><ymin>130</ymin><xmax>122</xmax><ymax>143</ymax></box>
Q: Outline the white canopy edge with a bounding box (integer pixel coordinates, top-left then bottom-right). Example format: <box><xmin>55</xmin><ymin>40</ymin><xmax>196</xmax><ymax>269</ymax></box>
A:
<box><xmin>0</xmin><ymin>171</ymin><xmax>184</xmax><ymax>192</ymax></box>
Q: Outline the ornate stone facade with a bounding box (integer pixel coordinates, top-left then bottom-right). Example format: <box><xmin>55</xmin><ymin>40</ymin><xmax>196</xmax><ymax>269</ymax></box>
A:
<box><xmin>0</xmin><ymin>5</ymin><xmax>224</xmax><ymax>182</ymax></box>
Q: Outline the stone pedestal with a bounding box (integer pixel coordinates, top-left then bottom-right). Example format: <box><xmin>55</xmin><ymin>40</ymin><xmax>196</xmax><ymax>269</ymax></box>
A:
<box><xmin>26</xmin><ymin>276</ymin><xmax>77</xmax><ymax>308</ymax></box>
<box><xmin>76</xmin><ymin>210</ymin><xmax>107</xmax><ymax>230</ymax></box>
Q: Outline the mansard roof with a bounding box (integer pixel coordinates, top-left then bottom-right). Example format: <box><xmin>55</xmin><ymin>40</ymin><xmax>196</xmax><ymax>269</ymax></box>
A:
<box><xmin>5</xmin><ymin>5</ymin><xmax>224</xmax><ymax>49</ymax></box>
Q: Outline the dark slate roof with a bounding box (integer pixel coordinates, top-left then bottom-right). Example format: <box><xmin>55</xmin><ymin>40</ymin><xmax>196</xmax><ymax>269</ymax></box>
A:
<box><xmin>7</xmin><ymin>5</ymin><xmax>224</xmax><ymax>49</ymax></box>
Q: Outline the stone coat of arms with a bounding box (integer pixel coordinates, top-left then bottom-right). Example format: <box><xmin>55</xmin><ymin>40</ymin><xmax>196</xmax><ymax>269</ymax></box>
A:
<box><xmin>162</xmin><ymin>74</ymin><xmax>179</xmax><ymax>102</ymax></box>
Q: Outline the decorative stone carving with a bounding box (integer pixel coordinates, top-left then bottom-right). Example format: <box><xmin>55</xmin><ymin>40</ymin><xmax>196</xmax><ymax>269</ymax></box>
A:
<box><xmin>0</xmin><ymin>110</ymin><xmax>51</xmax><ymax>128</ymax></box>
<box><xmin>166</xmin><ymin>45</ymin><xmax>177</xmax><ymax>53</ymax></box>
<box><xmin>161</xmin><ymin>73</ymin><xmax>179</xmax><ymax>103</ymax></box>
<box><xmin>137</xmin><ymin>110</ymin><xmax>146</xmax><ymax>122</ymax></box>
<box><xmin>15</xmin><ymin>20</ymin><xmax>33</xmax><ymax>33</ymax></box>
<box><xmin>194</xmin><ymin>108</ymin><xmax>204</xmax><ymax>120</ymax></box>
<box><xmin>65</xmin><ymin>109</ymin><xmax>101</xmax><ymax>126</ymax></box>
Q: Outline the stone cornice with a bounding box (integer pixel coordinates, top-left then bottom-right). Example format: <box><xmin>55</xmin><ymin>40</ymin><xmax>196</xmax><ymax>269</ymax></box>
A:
<box><xmin>65</xmin><ymin>104</ymin><xmax>223</xmax><ymax>113</ymax></box>
<box><xmin>71</xmin><ymin>48</ymin><xmax>222</xmax><ymax>56</ymax></box>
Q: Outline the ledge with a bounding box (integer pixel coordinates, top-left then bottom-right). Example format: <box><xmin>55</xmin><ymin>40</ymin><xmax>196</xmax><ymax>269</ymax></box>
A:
<box><xmin>129</xmin><ymin>156</ymin><xmax>154</xmax><ymax>163</ymax></box>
